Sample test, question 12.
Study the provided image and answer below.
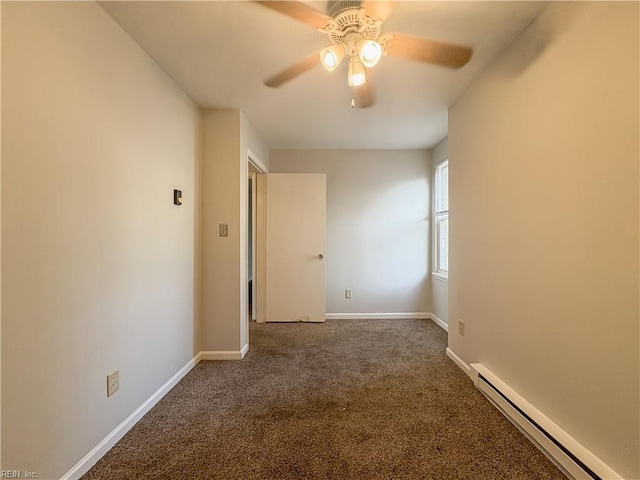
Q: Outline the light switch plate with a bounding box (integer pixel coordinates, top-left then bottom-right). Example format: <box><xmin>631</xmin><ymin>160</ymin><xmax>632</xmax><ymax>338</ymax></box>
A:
<box><xmin>173</xmin><ymin>189</ymin><xmax>182</xmax><ymax>205</ymax></box>
<box><xmin>219</xmin><ymin>224</ymin><xmax>228</xmax><ymax>237</ymax></box>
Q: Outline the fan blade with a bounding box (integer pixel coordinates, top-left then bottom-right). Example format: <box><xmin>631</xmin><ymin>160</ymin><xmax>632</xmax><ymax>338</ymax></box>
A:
<box><xmin>264</xmin><ymin>52</ymin><xmax>320</xmax><ymax>88</ymax></box>
<box><xmin>361</xmin><ymin>1</ymin><xmax>395</xmax><ymax>22</ymax></box>
<box><xmin>253</xmin><ymin>1</ymin><xmax>330</xmax><ymax>29</ymax></box>
<box><xmin>354</xmin><ymin>78</ymin><xmax>376</xmax><ymax>109</ymax></box>
<box><xmin>386</xmin><ymin>33</ymin><xmax>472</xmax><ymax>69</ymax></box>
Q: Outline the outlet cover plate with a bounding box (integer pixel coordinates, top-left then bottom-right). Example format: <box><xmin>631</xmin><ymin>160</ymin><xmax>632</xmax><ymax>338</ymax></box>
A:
<box><xmin>107</xmin><ymin>370</ymin><xmax>120</xmax><ymax>397</ymax></box>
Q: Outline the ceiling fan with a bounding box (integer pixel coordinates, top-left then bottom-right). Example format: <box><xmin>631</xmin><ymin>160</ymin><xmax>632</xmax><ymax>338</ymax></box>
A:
<box><xmin>254</xmin><ymin>0</ymin><xmax>473</xmax><ymax>108</ymax></box>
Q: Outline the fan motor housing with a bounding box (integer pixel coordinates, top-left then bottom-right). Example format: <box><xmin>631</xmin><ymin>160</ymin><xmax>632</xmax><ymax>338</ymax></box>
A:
<box><xmin>323</xmin><ymin>1</ymin><xmax>381</xmax><ymax>44</ymax></box>
<box><xmin>327</xmin><ymin>0</ymin><xmax>361</xmax><ymax>18</ymax></box>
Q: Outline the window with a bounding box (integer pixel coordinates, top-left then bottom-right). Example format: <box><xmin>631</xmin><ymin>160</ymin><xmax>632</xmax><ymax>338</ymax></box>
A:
<box><xmin>434</xmin><ymin>160</ymin><xmax>449</xmax><ymax>278</ymax></box>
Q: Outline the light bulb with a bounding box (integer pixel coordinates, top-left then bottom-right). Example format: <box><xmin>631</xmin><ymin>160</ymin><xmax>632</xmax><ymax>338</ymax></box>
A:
<box><xmin>349</xmin><ymin>71</ymin><xmax>366</xmax><ymax>87</ymax></box>
<box><xmin>356</xmin><ymin>39</ymin><xmax>382</xmax><ymax>68</ymax></box>
<box><xmin>361</xmin><ymin>42</ymin><xmax>382</xmax><ymax>64</ymax></box>
<box><xmin>319</xmin><ymin>45</ymin><xmax>346</xmax><ymax>72</ymax></box>
<box><xmin>348</xmin><ymin>56</ymin><xmax>367</xmax><ymax>87</ymax></box>
<box><xmin>324</xmin><ymin>52</ymin><xmax>337</xmax><ymax>68</ymax></box>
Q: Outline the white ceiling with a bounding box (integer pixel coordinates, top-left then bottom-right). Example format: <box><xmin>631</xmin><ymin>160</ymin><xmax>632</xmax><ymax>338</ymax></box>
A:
<box><xmin>100</xmin><ymin>1</ymin><xmax>547</xmax><ymax>149</ymax></box>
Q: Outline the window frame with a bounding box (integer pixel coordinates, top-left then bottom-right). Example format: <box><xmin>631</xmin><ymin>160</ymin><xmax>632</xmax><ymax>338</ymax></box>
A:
<box><xmin>433</xmin><ymin>159</ymin><xmax>449</xmax><ymax>280</ymax></box>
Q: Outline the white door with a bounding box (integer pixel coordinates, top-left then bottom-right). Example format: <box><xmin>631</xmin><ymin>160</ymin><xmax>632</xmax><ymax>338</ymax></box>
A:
<box><xmin>265</xmin><ymin>173</ymin><xmax>326</xmax><ymax>322</ymax></box>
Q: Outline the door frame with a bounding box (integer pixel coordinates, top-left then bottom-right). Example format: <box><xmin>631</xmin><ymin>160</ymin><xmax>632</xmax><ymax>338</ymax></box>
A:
<box><xmin>248</xmin><ymin>171</ymin><xmax>257</xmax><ymax>321</ymax></box>
<box><xmin>247</xmin><ymin>149</ymin><xmax>267</xmax><ymax>324</ymax></box>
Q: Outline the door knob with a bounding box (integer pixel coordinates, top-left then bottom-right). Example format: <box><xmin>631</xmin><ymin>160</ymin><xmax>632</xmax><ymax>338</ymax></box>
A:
<box><xmin>318</xmin><ymin>254</ymin><xmax>324</xmax><ymax>260</ymax></box>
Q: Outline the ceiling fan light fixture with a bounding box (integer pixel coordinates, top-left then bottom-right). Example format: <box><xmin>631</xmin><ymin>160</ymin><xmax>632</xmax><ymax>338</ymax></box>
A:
<box><xmin>319</xmin><ymin>44</ymin><xmax>346</xmax><ymax>72</ymax></box>
<box><xmin>356</xmin><ymin>39</ymin><xmax>382</xmax><ymax>68</ymax></box>
<box><xmin>347</xmin><ymin>56</ymin><xmax>367</xmax><ymax>87</ymax></box>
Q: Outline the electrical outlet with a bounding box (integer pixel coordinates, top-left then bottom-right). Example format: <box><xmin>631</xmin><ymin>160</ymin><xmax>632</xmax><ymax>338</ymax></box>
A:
<box><xmin>219</xmin><ymin>223</ymin><xmax>228</xmax><ymax>237</ymax></box>
<box><xmin>458</xmin><ymin>319</ymin><xmax>465</xmax><ymax>336</ymax></box>
<box><xmin>345</xmin><ymin>289</ymin><xmax>352</xmax><ymax>299</ymax></box>
<box><xmin>107</xmin><ymin>370</ymin><xmax>119</xmax><ymax>397</ymax></box>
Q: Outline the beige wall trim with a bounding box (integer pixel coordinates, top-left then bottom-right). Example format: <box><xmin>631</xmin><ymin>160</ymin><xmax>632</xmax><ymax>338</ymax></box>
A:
<box><xmin>429</xmin><ymin>313</ymin><xmax>448</xmax><ymax>332</ymax></box>
<box><xmin>247</xmin><ymin>148</ymin><xmax>267</xmax><ymax>173</ymax></box>
<box><xmin>325</xmin><ymin>313</ymin><xmax>429</xmax><ymax>320</ymax></box>
<box><xmin>60</xmin><ymin>355</ymin><xmax>201</xmax><ymax>480</ymax></box>
<box><xmin>200</xmin><ymin>344</ymin><xmax>248</xmax><ymax>361</ymax></box>
<box><xmin>446</xmin><ymin>347</ymin><xmax>471</xmax><ymax>377</ymax></box>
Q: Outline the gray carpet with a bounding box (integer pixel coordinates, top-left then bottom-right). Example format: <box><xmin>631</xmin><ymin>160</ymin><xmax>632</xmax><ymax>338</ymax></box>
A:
<box><xmin>83</xmin><ymin>319</ymin><xmax>566</xmax><ymax>479</ymax></box>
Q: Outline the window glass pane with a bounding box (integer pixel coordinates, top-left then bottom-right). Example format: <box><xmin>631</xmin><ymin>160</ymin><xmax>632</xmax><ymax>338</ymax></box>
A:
<box><xmin>435</xmin><ymin>160</ymin><xmax>449</xmax><ymax>213</ymax></box>
<box><xmin>435</xmin><ymin>167</ymin><xmax>443</xmax><ymax>212</ymax></box>
<box><xmin>437</xmin><ymin>215</ymin><xmax>449</xmax><ymax>273</ymax></box>
<box><xmin>441</xmin><ymin>163</ymin><xmax>448</xmax><ymax>211</ymax></box>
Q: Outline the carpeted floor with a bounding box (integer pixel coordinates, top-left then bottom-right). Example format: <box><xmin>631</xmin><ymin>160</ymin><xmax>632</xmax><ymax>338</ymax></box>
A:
<box><xmin>83</xmin><ymin>319</ymin><xmax>566</xmax><ymax>479</ymax></box>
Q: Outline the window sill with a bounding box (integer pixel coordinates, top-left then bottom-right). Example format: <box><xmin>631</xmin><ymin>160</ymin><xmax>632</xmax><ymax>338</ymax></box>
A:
<box><xmin>432</xmin><ymin>272</ymin><xmax>448</xmax><ymax>283</ymax></box>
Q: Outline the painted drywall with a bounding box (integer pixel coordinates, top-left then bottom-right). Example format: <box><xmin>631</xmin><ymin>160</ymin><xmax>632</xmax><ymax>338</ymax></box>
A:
<box><xmin>270</xmin><ymin>150</ymin><xmax>430</xmax><ymax>315</ymax></box>
<box><xmin>1</xmin><ymin>3</ymin><xmax>199</xmax><ymax>478</ymax></box>
<box><xmin>201</xmin><ymin>109</ymin><xmax>268</xmax><ymax>353</ymax></box>
<box><xmin>431</xmin><ymin>137</ymin><xmax>448</xmax><ymax>325</ymax></box>
<box><xmin>449</xmin><ymin>2</ymin><xmax>639</xmax><ymax>477</ymax></box>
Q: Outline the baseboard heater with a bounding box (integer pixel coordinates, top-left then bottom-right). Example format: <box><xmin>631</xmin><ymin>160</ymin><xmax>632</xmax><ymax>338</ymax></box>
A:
<box><xmin>469</xmin><ymin>364</ymin><xmax>621</xmax><ymax>480</ymax></box>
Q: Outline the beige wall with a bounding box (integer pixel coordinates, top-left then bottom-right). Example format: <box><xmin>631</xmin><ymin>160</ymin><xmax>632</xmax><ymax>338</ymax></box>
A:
<box><xmin>431</xmin><ymin>137</ymin><xmax>448</xmax><ymax>325</ymax></box>
<box><xmin>1</xmin><ymin>3</ymin><xmax>199</xmax><ymax>478</ymax></box>
<box><xmin>270</xmin><ymin>150</ymin><xmax>431</xmax><ymax>316</ymax></box>
<box><xmin>201</xmin><ymin>110</ymin><xmax>242</xmax><ymax>352</ymax></box>
<box><xmin>201</xmin><ymin>109</ymin><xmax>268</xmax><ymax>352</ymax></box>
<box><xmin>449</xmin><ymin>2</ymin><xmax>639</xmax><ymax>477</ymax></box>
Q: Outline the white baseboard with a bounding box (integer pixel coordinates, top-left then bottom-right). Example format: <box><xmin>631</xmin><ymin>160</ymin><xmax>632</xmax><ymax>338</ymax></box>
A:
<box><xmin>446</xmin><ymin>347</ymin><xmax>471</xmax><ymax>377</ymax></box>
<box><xmin>60</xmin><ymin>355</ymin><xmax>200</xmax><ymax>480</ymax></box>
<box><xmin>325</xmin><ymin>312</ymin><xmax>430</xmax><ymax>320</ymax></box>
<box><xmin>200</xmin><ymin>347</ymin><xmax>247</xmax><ymax>360</ymax></box>
<box><xmin>429</xmin><ymin>313</ymin><xmax>448</xmax><ymax>332</ymax></box>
